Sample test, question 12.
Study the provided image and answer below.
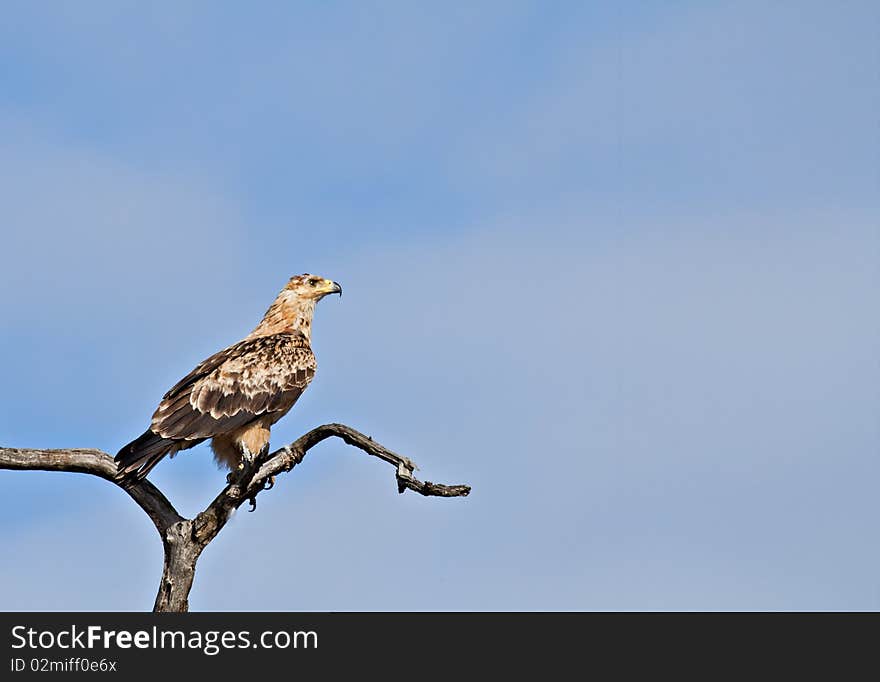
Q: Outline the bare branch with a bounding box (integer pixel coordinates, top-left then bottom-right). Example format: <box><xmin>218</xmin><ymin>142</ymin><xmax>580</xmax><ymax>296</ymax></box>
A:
<box><xmin>0</xmin><ymin>424</ymin><xmax>470</xmax><ymax>611</ymax></box>
<box><xmin>253</xmin><ymin>422</ymin><xmax>471</xmax><ymax>499</ymax></box>
<box><xmin>0</xmin><ymin>446</ymin><xmax>183</xmax><ymax>534</ymax></box>
<box><xmin>191</xmin><ymin>423</ymin><xmax>470</xmax><ymax>548</ymax></box>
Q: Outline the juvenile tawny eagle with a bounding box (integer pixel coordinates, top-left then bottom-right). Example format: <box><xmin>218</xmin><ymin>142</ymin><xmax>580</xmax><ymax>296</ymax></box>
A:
<box><xmin>115</xmin><ymin>274</ymin><xmax>341</xmax><ymax>482</ymax></box>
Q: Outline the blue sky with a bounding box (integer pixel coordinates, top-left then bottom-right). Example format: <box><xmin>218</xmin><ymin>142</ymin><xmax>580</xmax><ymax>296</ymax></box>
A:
<box><xmin>1</xmin><ymin>1</ymin><xmax>877</xmax><ymax>610</ymax></box>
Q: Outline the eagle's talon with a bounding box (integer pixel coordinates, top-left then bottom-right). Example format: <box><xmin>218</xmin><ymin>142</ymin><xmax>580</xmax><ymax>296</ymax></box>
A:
<box><xmin>247</xmin><ymin>496</ymin><xmax>257</xmax><ymax>512</ymax></box>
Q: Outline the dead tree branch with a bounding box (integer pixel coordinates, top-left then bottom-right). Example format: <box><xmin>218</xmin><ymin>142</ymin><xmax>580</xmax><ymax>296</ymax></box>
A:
<box><xmin>0</xmin><ymin>424</ymin><xmax>469</xmax><ymax>612</ymax></box>
<box><xmin>0</xmin><ymin>447</ymin><xmax>183</xmax><ymax>533</ymax></box>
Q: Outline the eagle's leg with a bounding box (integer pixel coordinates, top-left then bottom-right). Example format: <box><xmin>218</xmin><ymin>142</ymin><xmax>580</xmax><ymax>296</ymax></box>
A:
<box><xmin>258</xmin><ymin>443</ymin><xmax>275</xmax><ymax>490</ymax></box>
<box><xmin>243</xmin><ymin>443</ymin><xmax>276</xmax><ymax>511</ymax></box>
<box><xmin>224</xmin><ymin>444</ymin><xmax>256</xmax><ymax>486</ymax></box>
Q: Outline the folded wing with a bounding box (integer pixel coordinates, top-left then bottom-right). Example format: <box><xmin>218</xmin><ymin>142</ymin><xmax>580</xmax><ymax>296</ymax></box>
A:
<box><xmin>115</xmin><ymin>332</ymin><xmax>316</xmax><ymax>480</ymax></box>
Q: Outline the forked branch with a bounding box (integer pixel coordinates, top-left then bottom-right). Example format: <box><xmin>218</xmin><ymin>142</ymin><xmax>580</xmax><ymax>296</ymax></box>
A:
<box><xmin>0</xmin><ymin>424</ymin><xmax>470</xmax><ymax>612</ymax></box>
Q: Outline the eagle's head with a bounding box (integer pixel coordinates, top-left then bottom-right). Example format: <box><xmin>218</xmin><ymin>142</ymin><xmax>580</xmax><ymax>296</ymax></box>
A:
<box><xmin>284</xmin><ymin>273</ymin><xmax>343</xmax><ymax>300</ymax></box>
<box><xmin>251</xmin><ymin>274</ymin><xmax>342</xmax><ymax>339</ymax></box>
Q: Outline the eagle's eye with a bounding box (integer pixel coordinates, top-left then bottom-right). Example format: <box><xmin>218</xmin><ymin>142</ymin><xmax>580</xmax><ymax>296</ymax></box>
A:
<box><xmin>308</xmin><ymin>278</ymin><xmax>320</xmax><ymax>287</ymax></box>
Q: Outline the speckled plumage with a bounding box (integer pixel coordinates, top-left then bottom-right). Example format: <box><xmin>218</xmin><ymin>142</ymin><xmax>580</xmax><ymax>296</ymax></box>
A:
<box><xmin>115</xmin><ymin>274</ymin><xmax>341</xmax><ymax>481</ymax></box>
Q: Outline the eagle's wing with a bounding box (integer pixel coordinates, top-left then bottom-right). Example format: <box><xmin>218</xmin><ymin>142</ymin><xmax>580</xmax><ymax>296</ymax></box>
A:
<box><xmin>151</xmin><ymin>332</ymin><xmax>316</xmax><ymax>440</ymax></box>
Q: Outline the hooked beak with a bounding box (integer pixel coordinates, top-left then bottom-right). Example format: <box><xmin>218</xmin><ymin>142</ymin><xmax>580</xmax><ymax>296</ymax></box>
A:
<box><xmin>327</xmin><ymin>280</ymin><xmax>342</xmax><ymax>297</ymax></box>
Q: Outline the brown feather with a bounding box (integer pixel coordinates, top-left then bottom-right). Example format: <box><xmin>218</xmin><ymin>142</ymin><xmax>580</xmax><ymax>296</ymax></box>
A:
<box><xmin>149</xmin><ymin>332</ymin><xmax>315</xmax><ymax>441</ymax></box>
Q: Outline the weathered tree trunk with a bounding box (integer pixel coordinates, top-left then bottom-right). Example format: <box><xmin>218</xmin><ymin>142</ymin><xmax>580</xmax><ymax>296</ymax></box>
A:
<box><xmin>154</xmin><ymin>520</ymin><xmax>205</xmax><ymax>612</ymax></box>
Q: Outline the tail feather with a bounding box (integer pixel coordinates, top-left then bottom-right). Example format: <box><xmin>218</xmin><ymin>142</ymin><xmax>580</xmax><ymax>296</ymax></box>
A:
<box><xmin>115</xmin><ymin>429</ymin><xmax>201</xmax><ymax>482</ymax></box>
